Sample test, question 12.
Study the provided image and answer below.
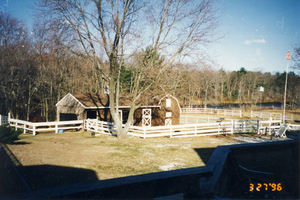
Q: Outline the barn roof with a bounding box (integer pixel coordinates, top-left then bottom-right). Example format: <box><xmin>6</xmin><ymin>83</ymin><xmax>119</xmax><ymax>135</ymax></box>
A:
<box><xmin>56</xmin><ymin>93</ymin><xmax>160</xmax><ymax>109</ymax></box>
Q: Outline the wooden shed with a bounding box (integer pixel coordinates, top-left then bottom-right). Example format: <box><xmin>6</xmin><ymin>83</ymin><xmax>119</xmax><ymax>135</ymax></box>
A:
<box><xmin>56</xmin><ymin>93</ymin><xmax>181</xmax><ymax>126</ymax></box>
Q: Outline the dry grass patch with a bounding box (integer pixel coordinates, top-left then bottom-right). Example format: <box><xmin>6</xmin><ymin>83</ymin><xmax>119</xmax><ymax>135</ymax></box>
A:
<box><xmin>7</xmin><ymin>130</ymin><xmax>241</xmax><ymax>185</ymax></box>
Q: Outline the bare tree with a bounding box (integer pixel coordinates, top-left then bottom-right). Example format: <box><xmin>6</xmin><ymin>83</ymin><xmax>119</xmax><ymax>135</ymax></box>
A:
<box><xmin>36</xmin><ymin>0</ymin><xmax>221</xmax><ymax>139</ymax></box>
<box><xmin>0</xmin><ymin>12</ymin><xmax>34</xmax><ymax>119</ymax></box>
<box><xmin>292</xmin><ymin>46</ymin><xmax>300</xmax><ymax>72</ymax></box>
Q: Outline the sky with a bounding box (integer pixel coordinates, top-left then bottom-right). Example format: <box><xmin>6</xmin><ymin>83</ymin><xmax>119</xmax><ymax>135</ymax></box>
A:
<box><xmin>1</xmin><ymin>0</ymin><xmax>300</xmax><ymax>74</ymax></box>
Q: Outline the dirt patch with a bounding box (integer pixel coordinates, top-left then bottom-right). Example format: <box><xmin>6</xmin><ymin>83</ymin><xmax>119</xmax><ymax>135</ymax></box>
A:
<box><xmin>159</xmin><ymin>162</ymin><xmax>183</xmax><ymax>171</ymax></box>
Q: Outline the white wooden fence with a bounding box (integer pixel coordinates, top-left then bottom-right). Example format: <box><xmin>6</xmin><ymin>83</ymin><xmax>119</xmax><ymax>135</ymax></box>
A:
<box><xmin>85</xmin><ymin>118</ymin><xmax>235</xmax><ymax>139</ymax></box>
<box><xmin>84</xmin><ymin>119</ymin><xmax>117</xmax><ymax>136</ymax></box>
<box><xmin>85</xmin><ymin>118</ymin><xmax>286</xmax><ymax>139</ymax></box>
<box><xmin>181</xmin><ymin>108</ymin><xmax>242</xmax><ymax>117</ymax></box>
<box><xmin>250</xmin><ymin>110</ymin><xmax>283</xmax><ymax>120</ymax></box>
<box><xmin>180</xmin><ymin>116</ymin><xmax>232</xmax><ymax>124</ymax></box>
<box><xmin>257</xmin><ymin>120</ymin><xmax>281</xmax><ymax>135</ymax></box>
<box><xmin>8</xmin><ymin>118</ymin><xmax>83</xmax><ymax>135</ymax></box>
<box><xmin>1</xmin><ymin>113</ymin><xmax>289</xmax><ymax>138</ymax></box>
<box><xmin>250</xmin><ymin>110</ymin><xmax>295</xmax><ymax>122</ymax></box>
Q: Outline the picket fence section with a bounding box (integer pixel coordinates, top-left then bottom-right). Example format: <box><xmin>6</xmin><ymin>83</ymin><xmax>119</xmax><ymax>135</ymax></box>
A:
<box><xmin>8</xmin><ymin>118</ymin><xmax>83</xmax><ymax>135</ymax></box>
<box><xmin>181</xmin><ymin>108</ymin><xmax>242</xmax><ymax>117</ymax></box>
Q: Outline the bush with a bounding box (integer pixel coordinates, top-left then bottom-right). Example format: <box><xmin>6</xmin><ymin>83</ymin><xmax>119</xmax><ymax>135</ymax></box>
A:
<box><xmin>0</xmin><ymin>124</ymin><xmax>22</xmax><ymax>144</ymax></box>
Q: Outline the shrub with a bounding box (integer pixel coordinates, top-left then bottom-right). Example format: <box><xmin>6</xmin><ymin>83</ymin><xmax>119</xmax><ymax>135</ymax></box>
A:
<box><xmin>0</xmin><ymin>124</ymin><xmax>22</xmax><ymax>144</ymax></box>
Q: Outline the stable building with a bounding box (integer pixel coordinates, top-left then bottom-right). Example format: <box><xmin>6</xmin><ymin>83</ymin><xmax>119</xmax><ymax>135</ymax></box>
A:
<box><xmin>56</xmin><ymin>93</ymin><xmax>181</xmax><ymax>126</ymax></box>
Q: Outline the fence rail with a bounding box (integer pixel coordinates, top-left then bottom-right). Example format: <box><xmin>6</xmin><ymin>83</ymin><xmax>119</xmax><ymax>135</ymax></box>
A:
<box><xmin>8</xmin><ymin>118</ymin><xmax>83</xmax><ymax>135</ymax></box>
<box><xmin>181</xmin><ymin>108</ymin><xmax>242</xmax><ymax>117</ymax></box>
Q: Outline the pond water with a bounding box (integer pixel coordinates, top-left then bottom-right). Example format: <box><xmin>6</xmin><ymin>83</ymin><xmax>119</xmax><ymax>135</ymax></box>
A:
<box><xmin>205</xmin><ymin>102</ymin><xmax>283</xmax><ymax>109</ymax></box>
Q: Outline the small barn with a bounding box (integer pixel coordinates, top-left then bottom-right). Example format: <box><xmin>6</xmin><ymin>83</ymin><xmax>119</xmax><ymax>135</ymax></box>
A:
<box><xmin>158</xmin><ymin>94</ymin><xmax>181</xmax><ymax>126</ymax></box>
<box><xmin>56</xmin><ymin>93</ymin><xmax>181</xmax><ymax>126</ymax></box>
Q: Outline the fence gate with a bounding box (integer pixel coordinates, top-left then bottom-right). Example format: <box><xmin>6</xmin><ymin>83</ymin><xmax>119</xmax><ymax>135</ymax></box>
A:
<box><xmin>232</xmin><ymin>120</ymin><xmax>258</xmax><ymax>133</ymax></box>
<box><xmin>142</xmin><ymin>109</ymin><xmax>151</xmax><ymax>127</ymax></box>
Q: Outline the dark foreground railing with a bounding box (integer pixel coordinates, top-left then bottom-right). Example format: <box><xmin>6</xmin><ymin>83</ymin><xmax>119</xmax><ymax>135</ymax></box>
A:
<box><xmin>1</xmin><ymin>140</ymin><xmax>299</xmax><ymax>199</ymax></box>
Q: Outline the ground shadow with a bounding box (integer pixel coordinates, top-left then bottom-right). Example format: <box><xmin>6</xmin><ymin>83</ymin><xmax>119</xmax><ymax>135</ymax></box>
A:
<box><xmin>0</xmin><ymin>144</ymin><xmax>99</xmax><ymax>195</ymax></box>
<box><xmin>18</xmin><ymin>165</ymin><xmax>99</xmax><ymax>190</ymax></box>
<box><xmin>193</xmin><ymin>147</ymin><xmax>216</xmax><ymax>165</ymax></box>
<box><xmin>10</xmin><ymin>141</ymin><xmax>31</xmax><ymax>145</ymax></box>
<box><xmin>0</xmin><ymin>149</ymin><xmax>29</xmax><ymax>195</ymax></box>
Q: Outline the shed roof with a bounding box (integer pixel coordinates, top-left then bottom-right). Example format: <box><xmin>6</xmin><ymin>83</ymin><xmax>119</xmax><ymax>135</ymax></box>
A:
<box><xmin>56</xmin><ymin>93</ymin><xmax>160</xmax><ymax>109</ymax></box>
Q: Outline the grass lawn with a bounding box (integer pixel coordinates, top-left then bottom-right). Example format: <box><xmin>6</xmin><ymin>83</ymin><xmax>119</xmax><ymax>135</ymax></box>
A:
<box><xmin>5</xmin><ymin>130</ymin><xmax>242</xmax><ymax>190</ymax></box>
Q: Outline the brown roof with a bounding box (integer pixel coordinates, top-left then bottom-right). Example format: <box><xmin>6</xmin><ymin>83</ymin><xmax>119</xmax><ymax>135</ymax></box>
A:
<box><xmin>71</xmin><ymin>93</ymin><xmax>159</xmax><ymax>108</ymax></box>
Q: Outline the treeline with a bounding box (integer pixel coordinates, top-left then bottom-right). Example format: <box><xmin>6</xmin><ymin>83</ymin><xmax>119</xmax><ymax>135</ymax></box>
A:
<box><xmin>0</xmin><ymin>12</ymin><xmax>299</xmax><ymax>121</ymax></box>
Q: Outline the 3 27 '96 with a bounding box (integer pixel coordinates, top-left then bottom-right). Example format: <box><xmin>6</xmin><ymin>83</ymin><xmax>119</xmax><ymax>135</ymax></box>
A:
<box><xmin>249</xmin><ymin>183</ymin><xmax>282</xmax><ymax>192</ymax></box>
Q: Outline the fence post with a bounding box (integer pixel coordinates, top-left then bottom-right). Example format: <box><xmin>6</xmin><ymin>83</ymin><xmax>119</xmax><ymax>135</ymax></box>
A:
<box><xmin>8</xmin><ymin>112</ymin><xmax>10</xmax><ymax>123</ymax></box>
<box><xmin>15</xmin><ymin>122</ymin><xmax>18</xmax><ymax>130</ymax></box>
<box><xmin>55</xmin><ymin>124</ymin><xmax>58</xmax><ymax>133</ymax></box>
<box><xmin>195</xmin><ymin>125</ymin><xmax>197</xmax><ymax>136</ymax></box>
<box><xmin>218</xmin><ymin>123</ymin><xmax>220</xmax><ymax>134</ymax></box>
<box><xmin>86</xmin><ymin>119</ymin><xmax>90</xmax><ymax>131</ymax></box>
<box><xmin>251</xmin><ymin>110</ymin><xmax>253</xmax><ymax>118</ymax></box>
<box><xmin>33</xmin><ymin>125</ymin><xmax>36</xmax><ymax>136</ymax></box>
<box><xmin>96</xmin><ymin>120</ymin><xmax>98</xmax><ymax>133</ymax></box>
<box><xmin>231</xmin><ymin>120</ymin><xmax>234</xmax><ymax>134</ymax></box>
<box><xmin>257</xmin><ymin>120</ymin><xmax>260</xmax><ymax>134</ymax></box>
<box><xmin>242</xmin><ymin>121</ymin><xmax>245</xmax><ymax>132</ymax></box>
<box><xmin>260</xmin><ymin>112</ymin><xmax>262</xmax><ymax>119</ymax></box>
<box><xmin>143</xmin><ymin>127</ymin><xmax>146</xmax><ymax>139</ymax></box>
<box><xmin>23</xmin><ymin>124</ymin><xmax>26</xmax><ymax>134</ymax></box>
<box><xmin>0</xmin><ymin>114</ymin><xmax>2</xmax><ymax>125</ymax></box>
<box><xmin>224</xmin><ymin>110</ymin><xmax>226</xmax><ymax>116</ymax></box>
<box><xmin>170</xmin><ymin>126</ymin><xmax>173</xmax><ymax>138</ymax></box>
